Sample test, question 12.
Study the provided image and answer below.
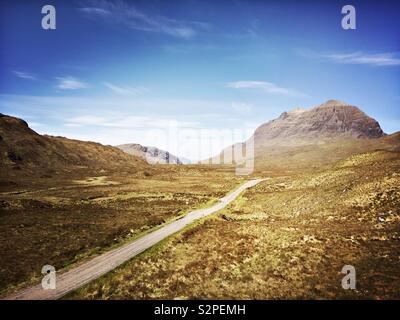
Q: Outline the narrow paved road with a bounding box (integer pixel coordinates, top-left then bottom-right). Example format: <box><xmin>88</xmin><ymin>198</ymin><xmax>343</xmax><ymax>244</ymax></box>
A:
<box><xmin>5</xmin><ymin>179</ymin><xmax>264</xmax><ymax>300</ymax></box>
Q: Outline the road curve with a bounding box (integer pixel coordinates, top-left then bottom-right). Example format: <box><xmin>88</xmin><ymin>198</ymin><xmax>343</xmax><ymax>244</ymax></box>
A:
<box><xmin>5</xmin><ymin>179</ymin><xmax>264</xmax><ymax>300</ymax></box>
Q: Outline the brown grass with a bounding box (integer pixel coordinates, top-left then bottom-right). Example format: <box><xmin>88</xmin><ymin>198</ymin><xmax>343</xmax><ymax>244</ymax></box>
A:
<box><xmin>0</xmin><ymin>165</ymin><xmax>241</xmax><ymax>295</ymax></box>
<box><xmin>67</xmin><ymin>150</ymin><xmax>400</xmax><ymax>299</ymax></box>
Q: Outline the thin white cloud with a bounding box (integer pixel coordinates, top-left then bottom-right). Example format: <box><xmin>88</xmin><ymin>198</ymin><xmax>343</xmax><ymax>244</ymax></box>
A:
<box><xmin>299</xmin><ymin>49</ymin><xmax>400</xmax><ymax>67</ymax></box>
<box><xmin>79</xmin><ymin>0</ymin><xmax>209</xmax><ymax>39</ymax></box>
<box><xmin>232</xmin><ymin>102</ymin><xmax>252</xmax><ymax>113</ymax></box>
<box><xmin>12</xmin><ymin>71</ymin><xmax>36</xmax><ymax>80</ymax></box>
<box><xmin>322</xmin><ymin>52</ymin><xmax>400</xmax><ymax>66</ymax></box>
<box><xmin>79</xmin><ymin>7</ymin><xmax>111</xmax><ymax>16</ymax></box>
<box><xmin>66</xmin><ymin>115</ymin><xmax>106</xmax><ymax>126</ymax></box>
<box><xmin>226</xmin><ymin>81</ymin><xmax>305</xmax><ymax>97</ymax></box>
<box><xmin>104</xmin><ymin>82</ymin><xmax>149</xmax><ymax>95</ymax></box>
<box><xmin>55</xmin><ymin>77</ymin><xmax>89</xmax><ymax>90</ymax></box>
<box><xmin>64</xmin><ymin>115</ymin><xmax>199</xmax><ymax>129</ymax></box>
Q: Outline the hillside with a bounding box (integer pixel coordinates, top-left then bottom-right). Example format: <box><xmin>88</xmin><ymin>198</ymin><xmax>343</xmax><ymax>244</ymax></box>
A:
<box><xmin>0</xmin><ymin>113</ymin><xmax>149</xmax><ymax>178</ymax></box>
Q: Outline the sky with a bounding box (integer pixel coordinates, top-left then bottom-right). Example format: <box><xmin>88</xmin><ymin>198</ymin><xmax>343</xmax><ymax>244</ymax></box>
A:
<box><xmin>0</xmin><ymin>0</ymin><xmax>399</xmax><ymax>161</ymax></box>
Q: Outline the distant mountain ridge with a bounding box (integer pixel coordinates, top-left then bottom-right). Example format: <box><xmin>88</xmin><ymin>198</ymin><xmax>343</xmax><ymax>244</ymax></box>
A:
<box><xmin>1</xmin><ymin>100</ymin><xmax>398</xmax><ymax>176</ymax></box>
<box><xmin>117</xmin><ymin>143</ymin><xmax>188</xmax><ymax>164</ymax></box>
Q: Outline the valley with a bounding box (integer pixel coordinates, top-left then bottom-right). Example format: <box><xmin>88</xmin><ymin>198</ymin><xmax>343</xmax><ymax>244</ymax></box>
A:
<box><xmin>68</xmin><ymin>149</ymin><xmax>400</xmax><ymax>300</ymax></box>
<box><xmin>2</xmin><ymin>0</ymin><xmax>400</xmax><ymax>304</ymax></box>
<box><xmin>0</xmin><ymin>165</ymin><xmax>242</xmax><ymax>295</ymax></box>
<box><xmin>1</xmin><ymin>100</ymin><xmax>399</xmax><ymax>299</ymax></box>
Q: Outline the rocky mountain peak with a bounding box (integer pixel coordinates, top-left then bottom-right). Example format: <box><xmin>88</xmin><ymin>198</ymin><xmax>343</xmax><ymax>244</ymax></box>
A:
<box><xmin>254</xmin><ymin>100</ymin><xmax>385</xmax><ymax>143</ymax></box>
<box><xmin>316</xmin><ymin>99</ymin><xmax>350</xmax><ymax>108</ymax></box>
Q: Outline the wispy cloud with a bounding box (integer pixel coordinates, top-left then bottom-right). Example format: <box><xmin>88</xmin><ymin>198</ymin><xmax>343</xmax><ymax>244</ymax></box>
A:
<box><xmin>300</xmin><ymin>49</ymin><xmax>400</xmax><ymax>67</ymax></box>
<box><xmin>104</xmin><ymin>82</ymin><xmax>149</xmax><ymax>95</ymax></box>
<box><xmin>55</xmin><ymin>77</ymin><xmax>89</xmax><ymax>90</ymax></box>
<box><xmin>79</xmin><ymin>0</ymin><xmax>209</xmax><ymax>39</ymax></box>
<box><xmin>65</xmin><ymin>114</ymin><xmax>198</xmax><ymax>129</ymax></box>
<box><xmin>226</xmin><ymin>81</ymin><xmax>306</xmax><ymax>97</ymax></box>
<box><xmin>65</xmin><ymin>115</ymin><xmax>106</xmax><ymax>126</ymax></box>
<box><xmin>322</xmin><ymin>52</ymin><xmax>400</xmax><ymax>66</ymax></box>
<box><xmin>79</xmin><ymin>7</ymin><xmax>111</xmax><ymax>16</ymax></box>
<box><xmin>12</xmin><ymin>71</ymin><xmax>36</xmax><ymax>80</ymax></box>
<box><xmin>232</xmin><ymin>102</ymin><xmax>252</xmax><ymax>113</ymax></box>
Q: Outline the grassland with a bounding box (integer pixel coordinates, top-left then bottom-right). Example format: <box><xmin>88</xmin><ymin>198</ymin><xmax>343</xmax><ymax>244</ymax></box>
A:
<box><xmin>67</xmin><ymin>150</ymin><xmax>400</xmax><ymax>299</ymax></box>
<box><xmin>0</xmin><ymin>165</ymin><xmax>242</xmax><ymax>295</ymax></box>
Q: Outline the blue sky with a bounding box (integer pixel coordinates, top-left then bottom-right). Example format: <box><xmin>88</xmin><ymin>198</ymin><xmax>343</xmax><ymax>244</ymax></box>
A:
<box><xmin>0</xmin><ymin>0</ymin><xmax>399</xmax><ymax>160</ymax></box>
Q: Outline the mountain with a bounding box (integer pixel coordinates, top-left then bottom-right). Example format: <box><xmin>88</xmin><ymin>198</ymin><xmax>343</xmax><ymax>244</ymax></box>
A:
<box><xmin>254</xmin><ymin>100</ymin><xmax>384</xmax><ymax>144</ymax></box>
<box><xmin>117</xmin><ymin>143</ymin><xmax>187</xmax><ymax>164</ymax></box>
<box><xmin>210</xmin><ymin>100</ymin><xmax>399</xmax><ymax>169</ymax></box>
<box><xmin>0</xmin><ymin>113</ymin><xmax>149</xmax><ymax>178</ymax></box>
